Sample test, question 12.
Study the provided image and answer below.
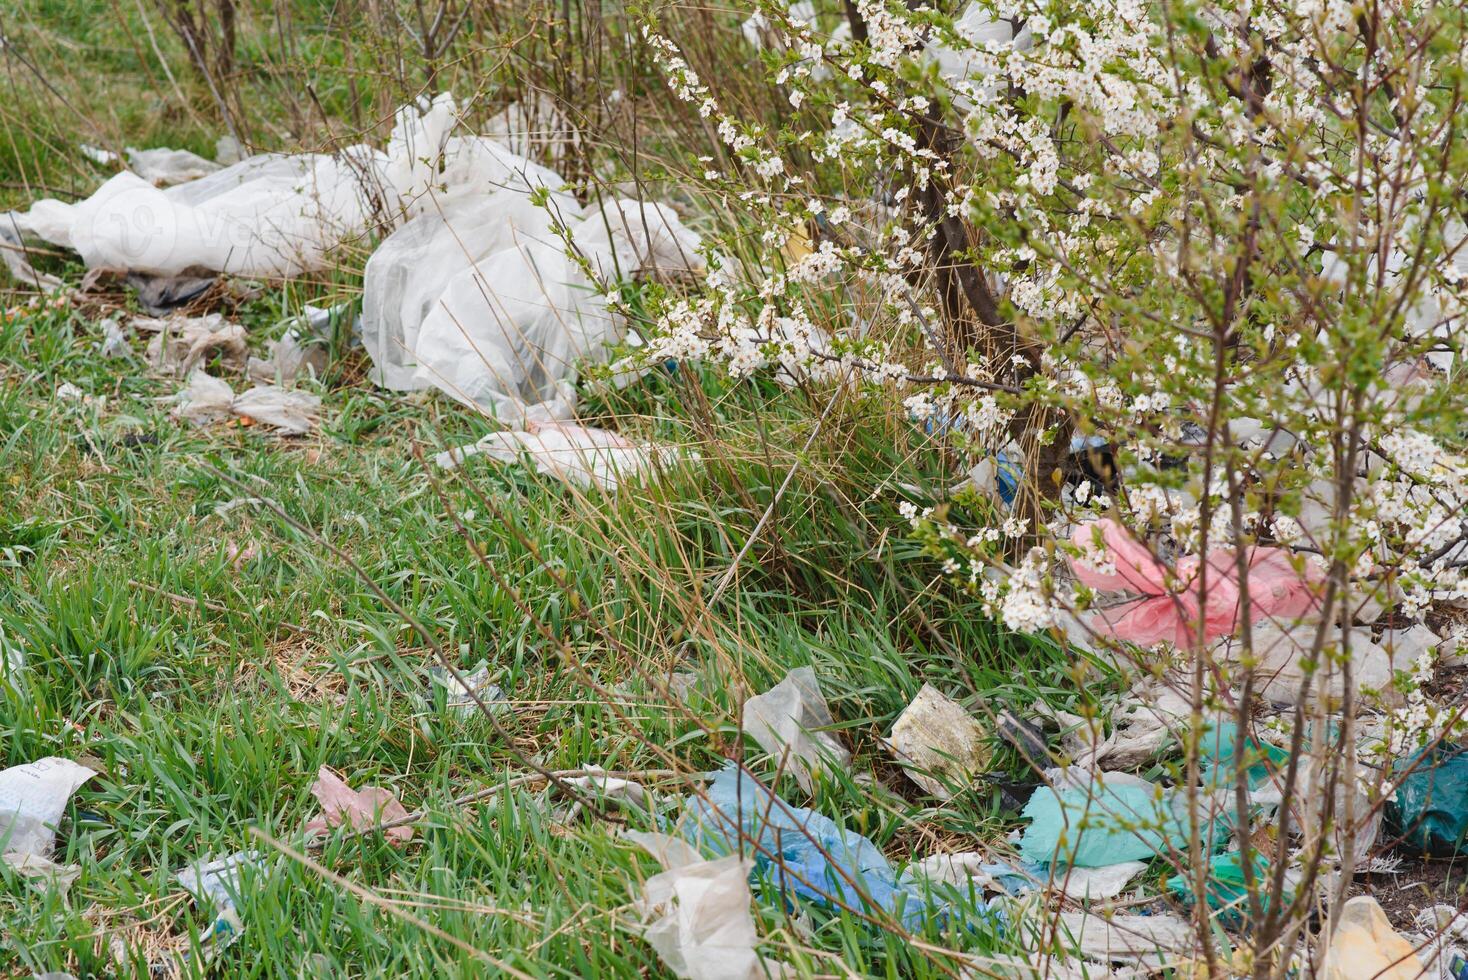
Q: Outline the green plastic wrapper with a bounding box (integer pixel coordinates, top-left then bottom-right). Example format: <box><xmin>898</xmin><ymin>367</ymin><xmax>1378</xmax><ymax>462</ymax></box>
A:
<box><xmin>1165</xmin><ymin>851</ymin><xmax>1290</xmax><ymax>922</ymax></box>
<box><xmin>1388</xmin><ymin>746</ymin><xmax>1468</xmax><ymax>857</ymax></box>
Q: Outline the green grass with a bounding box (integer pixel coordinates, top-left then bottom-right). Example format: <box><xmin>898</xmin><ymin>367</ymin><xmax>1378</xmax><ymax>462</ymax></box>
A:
<box><xmin>0</xmin><ymin>291</ymin><xmax>1085</xmax><ymax>977</ymax></box>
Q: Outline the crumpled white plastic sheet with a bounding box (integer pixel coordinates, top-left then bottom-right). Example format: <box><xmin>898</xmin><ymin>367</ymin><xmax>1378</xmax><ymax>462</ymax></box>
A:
<box><xmin>359</xmin><ymin>146</ymin><xmax>572</xmax><ymax>393</ymax></box>
<box><xmin>173</xmin><ymin>371</ymin><xmax>320</xmax><ymax>435</ymax></box>
<box><xmin>929</xmin><ymin>2</ymin><xmax>1035</xmax><ymax>111</ymax></box>
<box><xmin>0</xmin><ymin>757</ymin><xmax>95</xmax><ymax>891</ymax></box>
<box><xmin>389</xmin><ymin>196</ymin><xmax>703</xmax><ymax>422</ymax></box>
<box><xmin>741</xmin><ymin>666</ymin><xmax>850</xmax><ymax>793</ymax></box>
<box><xmin>1</xmin><ymin>95</ymin><xmax>461</xmax><ymax>281</ymax></box>
<box><xmin>1055</xmin><ymin>910</ymin><xmax>1195</xmax><ymax>968</ymax></box>
<box><xmin>1214</xmin><ymin>621</ymin><xmax>1400</xmax><ymax>709</ymax></box>
<box><xmin>626</xmin><ymin>831</ymin><xmax>779</xmax><ymax>980</ymax></box>
<box><xmin>434</xmin><ymin>421</ymin><xmax>674</xmax><ymax>491</ymax></box>
<box><xmin>1048</xmin><ymin>861</ymin><xmax>1148</xmax><ymax>901</ymax></box>
<box><xmin>6</xmin><ymin>94</ymin><xmax>705</xmax><ymax>433</ymax></box>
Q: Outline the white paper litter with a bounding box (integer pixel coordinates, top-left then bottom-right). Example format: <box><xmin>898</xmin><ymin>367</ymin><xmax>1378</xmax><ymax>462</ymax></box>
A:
<box><xmin>629</xmin><ymin>832</ymin><xmax>775</xmax><ymax>980</ymax></box>
<box><xmin>0</xmin><ymin>758</ymin><xmax>96</xmax><ymax>859</ymax></box>
<box><xmin>886</xmin><ymin>683</ymin><xmax>990</xmax><ymax>798</ymax></box>
<box><xmin>741</xmin><ymin>666</ymin><xmax>850</xmax><ymax>793</ymax></box>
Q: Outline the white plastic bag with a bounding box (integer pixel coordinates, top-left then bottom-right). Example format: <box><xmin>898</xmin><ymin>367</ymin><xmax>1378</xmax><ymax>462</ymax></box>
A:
<box><xmin>0</xmin><ymin>757</ymin><xmax>95</xmax><ymax>858</ymax></box>
<box><xmin>434</xmin><ymin>422</ymin><xmax>666</xmax><ymax>491</ymax></box>
<box><xmin>742</xmin><ymin>666</ymin><xmax>849</xmax><ymax>793</ymax></box>
<box><xmin>361</xmin><ymin>185</ymin><xmax>579</xmax><ymax>393</ymax></box>
<box><xmin>407</xmin><ymin>198</ymin><xmax>701</xmax><ymax>421</ymax></box>
<box><xmin>628</xmin><ymin>832</ymin><xmax>776</xmax><ymax>980</ymax></box>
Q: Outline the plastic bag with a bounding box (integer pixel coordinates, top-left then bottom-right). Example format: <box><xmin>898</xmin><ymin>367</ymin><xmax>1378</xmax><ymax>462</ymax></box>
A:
<box><xmin>1053</xmin><ymin>910</ymin><xmax>1194</xmax><ymax>967</ymax></box>
<box><xmin>1324</xmin><ymin>897</ymin><xmax>1425</xmax><ymax>980</ymax></box>
<box><xmin>173</xmin><ymin>371</ymin><xmax>237</xmax><ymax>426</ymax></box>
<box><xmin>1019</xmin><ymin>773</ymin><xmax>1229</xmax><ymax>867</ymax></box>
<box><xmin>434</xmin><ymin>422</ymin><xmax>669</xmax><ymax>491</ymax></box>
<box><xmin>406</xmin><ymin>198</ymin><xmax>702</xmax><ymax>422</ymax></box>
<box><xmin>928</xmin><ymin>2</ymin><xmax>1035</xmax><ymax>112</ymax></box>
<box><xmin>126</xmin><ymin>146</ymin><xmax>222</xmax><ymax>185</ymax></box>
<box><xmin>1</xmin><ymin>97</ymin><xmax>460</xmax><ymax>282</ymax></box>
<box><xmin>0</xmin><ymin>757</ymin><xmax>96</xmax><ymax>859</ymax></box>
<box><xmin>742</xmin><ymin>666</ymin><xmax>850</xmax><ymax>793</ymax></box>
<box><xmin>679</xmin><ymin>762</ymin><xmax>919</xmax><ymax>922</ymax></box>
<box><xmin>231</xmin><ymin>385</ymin><xmax>320</xmax><ymax>435</ymax></box>
<box><xmin>138</xmin><ymin>314</ymin><xmax>248</xmax><ymax>377</ymax></box>
<box><xmin>176</xmin><ymin>850</ymin><xmax>263</xmax><ymax>962</ymax></box>
<box><xmin>1164</xmin><ymin>851</ymin><xmax>1291</xmax><ymax>923</ymax></box>
<box><xmin>1049</xmin><ymin>860</ymin><xmax>1147</xmax><ymax>901</ymax></box>
<box><xmin>628</xmin><ymin>831</ymin><xmax>773</xmax><ymax>980</ymax></box>
<box><xmin>359</xmin><ymin>153</ymin><xmax>575</xmax><ymax>392</ymax></box>
<box><xmin>1388</xmin><ymin>746</ymin><xmax>1468</xmax><ymax>856</ymax></box>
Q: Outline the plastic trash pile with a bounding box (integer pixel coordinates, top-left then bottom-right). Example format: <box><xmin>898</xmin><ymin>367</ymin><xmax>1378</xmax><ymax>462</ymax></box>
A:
<box><xmin>4</xmin><ymin>94</ymin><xmax>704</xmax><ymax>477</ymax></box>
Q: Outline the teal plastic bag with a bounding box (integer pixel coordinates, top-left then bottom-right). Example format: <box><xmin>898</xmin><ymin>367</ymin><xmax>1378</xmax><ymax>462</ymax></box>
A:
<box><xmin>1387</xmin><ymin>746</ymin><xmax>1468</xmax><ymax>857</ymax></box>
<box><xmin>1166</xmin><ymin>851</ymin><xmax>1289</xmax><ymax>923</ymax></box>
<box><xmin>1019</xmin><ymin>781</ymin><xmax>1229</xmax><ymax>867</ymax></box>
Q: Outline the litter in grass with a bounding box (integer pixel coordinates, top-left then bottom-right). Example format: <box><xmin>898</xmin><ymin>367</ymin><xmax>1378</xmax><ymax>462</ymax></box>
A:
<box><xmin>1018</xmin><ymin>771</ymin><xmax>1228</xmax><ymax>867</ymax></box>
<box><xmin>138</xmin><ymin>313</ymin><xmax>249</xmax><ymax>378</ymax></box>
<box><xmin>98</xmin><ymin>317</ymin><xmax>131</xmax><ymax>358</ymax></box>
<box><xmin>885</xmin><ymin>682</ymin><xmax>992</xmax><ymax>799</ymax></box>
<box><xmin>429</xmin><ymin>660</ymin><xmax>507</xmax><ymax>717</ymax></box>
<box><xmin>173</xmin><ymin>371</ymin><xmax>320</xmax><ymax>434</ymax></box>
<box><xmin>1323</xmin><ymin>896</ymin><xmax>1426</xmax><ymax>980</ymax></box>
<box><xmin>679</xmin><ymin>762</ymin><xmax>925</xmax><ymax>923</ymax></box>
<box><xmin>0</xmin><ymin>758</ymin><xmax>95</xmax><ymax>885</ymax></box>
<box><xmin>3</xmin><ymin>852</ymin><xmax>83</xmax><ymax>893</ymax></box>
<box><xmin>741</xmin><ymin>667</ymin><xmax>850</xmax><ymax>794</ymax></box>
<box><xmin>1165</xmin><ymin>851</ymin><xmax>1288</xmax><ymax>923</ymax></box>
<box><xmin>559</xmin><ymin>767</ymin><xmax>655</xmax><ymax>820</ymax></box>
<box><xmin>303</xmin><ymin>768</ymin><xmax>413</xmax><ymax>844</ymax></box>
<box><xmin>1052</xmin><ymin>909</ymin><xmax>1196</xmax><ymax>968</ymax></box>
<box><xmin>125</xmin><ymin>146</ymin><xmax>222</xmax><ymax>185</ymax></box>
<box><xmin>1047</xmin><ymin>860</ymin><xmax>1148</xmax><ymax>901</ymax></box>
<box><xmin>628</xmin><ymin>832</ymin><xmax>777</xmax><ymax>980</ymax></box>
<box><xmin>435</xmin><ymin>422</ymin><xmax>674</xmax><ymax>491</ymax></box>
<box><xmin>176</xmin><ymin>851</ymin><xmax>262</xmax><ymax>961</ymax></box>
